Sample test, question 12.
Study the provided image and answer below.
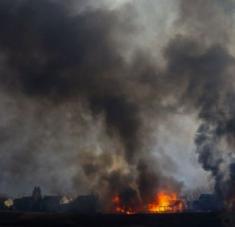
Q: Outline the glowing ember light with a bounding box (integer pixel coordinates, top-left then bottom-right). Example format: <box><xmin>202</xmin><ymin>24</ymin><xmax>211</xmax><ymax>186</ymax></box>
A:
<box><xmin>4</xmin><ymin>199</ymin><xmax>14</xmax><ymax>208</ymax></box>
<box><xmin>112</xmin><ymin>195</ymin><xmax>135</xmax><ymax>215</ymax></box>
<box><xmin>147</xmin><ymin>191</ymin><xmax>185</xmax><ymax>213</ymax></box>
<box><xmin>60</xmin><ymin>196</ymin><xmax>73</xmax><ymax>205</ymax></box>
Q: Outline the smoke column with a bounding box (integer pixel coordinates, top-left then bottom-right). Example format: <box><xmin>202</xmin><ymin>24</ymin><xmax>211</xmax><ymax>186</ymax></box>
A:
<box><xmin>0</xmin><ymin>0</ymin><xmax>234</xmax><ymax>209</ymax></box>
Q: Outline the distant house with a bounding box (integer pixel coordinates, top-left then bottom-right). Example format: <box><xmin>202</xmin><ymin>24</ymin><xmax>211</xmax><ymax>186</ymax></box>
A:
<box><xmin>12</xmin><ymin>186</ymin><xmax>100</xmax><ymax>213</ymax></box>
<box><xmin>41</xmin><ymin>196</ymin><xmax>62</xmax><ymax>212</ymax></box>
<box><xmin>192</xmin><ymin>194</ymin><xmax>223</xmax><ymax>212</ymax></box>
<box><xmin>70</xmin><ymin>195</ymin><xmax>100</xmax><ymax>213</ymax></box>
<box><xmin>14</xmin><ymin>186</ymin><xmax>42</xmax><ymax>212</ymax></box>
<box><xmin>14</xmin><ymin>197</ymin><xmax>33</xmax><ymax>211</ymax></box>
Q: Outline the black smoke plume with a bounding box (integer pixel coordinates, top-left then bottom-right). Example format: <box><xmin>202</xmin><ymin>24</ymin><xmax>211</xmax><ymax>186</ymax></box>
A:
<box><xmin>169</xmin><ymin>0</ymin><xmax>235</xmax><ymax>206</ymax></box>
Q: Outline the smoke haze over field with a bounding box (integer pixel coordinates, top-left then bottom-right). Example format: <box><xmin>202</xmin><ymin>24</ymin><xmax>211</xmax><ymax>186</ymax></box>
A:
<box><xmin>0</xmin><ymin>0</ymin><xmax>235</xmax><ymax>208</ymax></box>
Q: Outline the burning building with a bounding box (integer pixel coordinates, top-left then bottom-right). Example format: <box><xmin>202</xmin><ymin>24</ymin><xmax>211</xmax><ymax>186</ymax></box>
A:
<box><xmin>147</xmin><ymin>191</ymin><xmax>185</xmax><ymax>214</ymax></box>
<box><xmin>111</xmin><ymin>190</ymin><xmax>186</xmax><ymax>214</ymax></box>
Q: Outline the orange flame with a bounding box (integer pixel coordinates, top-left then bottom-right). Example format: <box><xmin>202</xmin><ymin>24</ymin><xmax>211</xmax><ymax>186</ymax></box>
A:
<box><xmin>147</xmin><ymin>191</ymin><xmax>185</xmax><ymax>213</ymax></box>
<box><xmin>112</xmin><ymin>191</ymin><xmax>185</xmax><ymax>214</ymax></box>
<box><xmin>112</xmin><ymin>195</ymin><xmax>135</xmax><ymax>215</ymax></box>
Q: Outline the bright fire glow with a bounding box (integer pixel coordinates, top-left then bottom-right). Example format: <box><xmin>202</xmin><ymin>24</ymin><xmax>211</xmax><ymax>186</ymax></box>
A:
<box><xmin>147</xmin><ymin>191</ymin><xmax>185</xmax><ymax>213</ymax></box>
<box><xmin>112</xmin><ymin>191</ymin><xmax>185</xmax><ymax>214</ymax></box>
<box><xmin>4</xmin><ymin>199</ymin><xmax>14</xmax><ymax>208</ymax></box>
<box><xmin>112</xmin><ymin>195</ymin><xmax>135</xmax><ymax>215</ymax></box>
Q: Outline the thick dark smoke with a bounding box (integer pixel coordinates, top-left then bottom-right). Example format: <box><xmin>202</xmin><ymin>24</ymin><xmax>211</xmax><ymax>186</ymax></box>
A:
<box><xmin>171</xmin><ymin>0</ymin><xmax>235</xmax><ymax>205</ymax></box>
<box><xmin>0</xmin><ymin>0</ymin><xmax>141</xmax><ymax>163</ymax></box>
<box><xmin>0</xmin><ymin>0</ymin><xmax>181</xmax><ymax>209</ymax></box>
<box><xmin>164</xmin><ymin>36</ymin><xmax>235</xmax><ymax>200</ymax></box>
<box><xmin>0</xmin><ymin>0</ymin><xmax>235</xmax><ymax>210</ymax></box>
